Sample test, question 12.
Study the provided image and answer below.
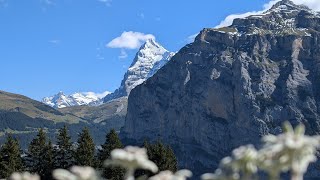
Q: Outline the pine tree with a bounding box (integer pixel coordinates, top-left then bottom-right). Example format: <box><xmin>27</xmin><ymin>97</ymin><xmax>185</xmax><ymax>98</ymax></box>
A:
<box><xmin>43</xmin><ymin>140</ymin><xmax>54</xmax><ymax>179</ymax></box>
<box><xmin>98</xmin><ymin>129</ymin><xmax>124</xmax><ymax>180</ymax></box>
<box><xmin>75</xmin><ymin>127</ymin><xmax>95</xmax><ymax>166</ymax></box>
<box><xmin>145</xmin><ymin>141</ymin><xmax>178</xmax><ymax>172</ymax></box>
<box><xmin>136</xmin><ymin>141</ymin><xmax>178</xmax><ymax>178</ymax></box>
<box><xmin>0</xmin><ymin>135</ymin><xmax>23</xmax><ymax>179</ymax></box>
<box><xmin>26</xmin><ymin>129</ymin><xmax>46</xmax><ymax>174</ymax></box>
<box><xmin>26</xmin><ymin>129</ymin><xmax>54</xmax><ymax>179</ymax></box>
<box><xmin>54</xmin><ymin>125</ymin><xmax>75</xmax><ymax>169</ymax></box>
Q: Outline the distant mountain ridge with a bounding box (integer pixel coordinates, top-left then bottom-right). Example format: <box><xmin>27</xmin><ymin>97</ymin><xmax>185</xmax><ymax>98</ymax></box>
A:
<box><xmin>42</xmin><ymin>91</ymin><xmax>110</xmax><ymax>109</ymax></box>
<box><xmin>0</xmin><ymin>90</ymin><xmax>126</xmax><ymax>148</ymax></box>
<box><xmin>104</xmin><ymin>39</ymin><xmax>175</xmax><ymax>102</ymax></box>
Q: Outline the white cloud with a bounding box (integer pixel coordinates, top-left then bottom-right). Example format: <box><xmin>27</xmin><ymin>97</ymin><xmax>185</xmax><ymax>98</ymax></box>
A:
<box><xmin>215</xmin><ymin>0</ymin><xmax>320</xmax><ymax>28</ymax></box>
<box><xmin>291</xmin><ymin>0</ymin><xmax>320</xmax><ymax>11</ymax></box>
<box><xmin>98</xmin><ymin>0</ymin><xmax>112</xmax><ymax>6</ymax></box>
<box><xmin>49</xmin><ymin>39</ymin><xmax>60</xmax><ymax>44</ymax></box>
<box><xmin>40</xmin><ymin>0</ymin><xmax>55</xmax><ymax>6</ymax></box>
<box><xmin>119</xmin><ymin>49</ymin><xmax>128</xmax><ymax>59</ymax></box>
<box><xmin>107</xmin><ymin>31</ymin><xmax>155</xmax><ymax>49</ymax></box>
<box><xmin>138</xmin><ymin>13</ymin><xmax>145</xmax><ymax>19</ymax></box>
<box><xmin>187</xmin><ymin>33</ymin><xmax>198</xmax><ymax>43</ymax></box>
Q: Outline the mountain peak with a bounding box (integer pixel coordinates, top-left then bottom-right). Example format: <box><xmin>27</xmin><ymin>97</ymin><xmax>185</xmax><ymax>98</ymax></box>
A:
<box><xmin>42</xmin><ymin>91</ymin><xmax>110</xmax><ymax>108</ymax></box>
<box><xmin>268</xmin><ymin>0</ymin><xmax>310</xmax><ymax>13</ymax></box>
<box><xmin>103</xmin><ymin>40</ymin><xmax>175</xmax><ymax>102</ymax></box>
<box><xmin>57</xmin><ymin>91</ymin><xmax>65</xmax><ymax>96</ymax></box>
<box><xmin>140</xmin><ymin>38</ymin><xmax>165</xmax><ymax>51</ymax></box>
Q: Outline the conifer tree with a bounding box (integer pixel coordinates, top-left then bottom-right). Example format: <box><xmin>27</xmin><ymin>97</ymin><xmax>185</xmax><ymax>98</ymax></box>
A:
<box><xmin>98</xmin><ymin>129</ymin><xmax>124</xmax><ymax>180</ymax></box>
<box><xmin>53</xmin><ymin>125</ymin><xmax>75</xmax><ymax>169</ymax></box>
<box><xmin>0</xmin><ymin>135</ymin><xmax>23</xmax><ymax>179</ymax></box>
<box><xmin>145</xmin><ymin>141</ymin><xmax>178</xmax><ymax>172</ymax></box>
<box><xmin>26</xmin><ymin>129</ymin><xmax>54</xmax><ymax>179</ymax></box>
<box><xmin>43</xmin><ymin>140</ymin><xmax>54</xmax><ymax>179</ymax></box>
<box><xmin>26</xmin><ymin>129</ymin><xmax>46</xmax><ymax>173</ymax></box>
<box><xmin>75</xmin><ymin>127</ymin><xmax>95</xmax><ymax>166</ymax></box>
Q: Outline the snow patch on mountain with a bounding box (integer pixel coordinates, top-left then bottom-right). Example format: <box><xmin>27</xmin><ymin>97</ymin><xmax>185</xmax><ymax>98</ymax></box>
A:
<box><xmin>104</xmin><ymin>39</ymin><xmax>175</xmax><ymax>102</ymax></box>
<box><xmin>42</xmin><ymin>91</ymin><xmax>110</xmax><ymax>108</ymax></box>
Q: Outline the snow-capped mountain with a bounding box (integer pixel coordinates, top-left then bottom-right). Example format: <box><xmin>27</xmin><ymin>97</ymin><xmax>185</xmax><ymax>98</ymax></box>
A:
<box><xmin>104</xmin><ymin>39</ymin><xmax>175</xmax><ymax>102</ymax></box>
<box><xmin>42</xmin><ymin>91</ymin><xmax>110</xmax><ymax>108</ymax></box>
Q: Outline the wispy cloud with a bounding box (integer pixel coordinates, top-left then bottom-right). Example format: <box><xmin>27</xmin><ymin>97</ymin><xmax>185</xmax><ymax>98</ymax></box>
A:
<box><xmin>98</xmin><ymin>0</ymin><xmax>112</xmax><ymax>7</ymax></box>
<box><xmin>187</xmin><ymin>33</ymin><xmax>198</xmax><ymax>43</ymax></box>
<box><xmin>119</xmin><ymin>49</ymin><xmax>128</xmax><ymax>59</ymax></box>
<box><xmin>216</xmin><ymin>0</ymin><xmax>278</xmax><ymax>28</ymax></box>
<box><xmin>138</xmin><ymin>13</ymin><xmax>145</xmax><ymax>19</ymax></box>
<box><xmin>49</xmin><ymin>39</ymin><xmax>61</xmax><ymax>44</ymax></box>
<box><xmin>107</xmin><ymin>31</ymin><xmax>155</xmax><ymax>49</ymax></box>
<box><xmin>0</xmin><ymin>0</ymin><xmax>8</xmax><ymax>8</ymax></box>
<box><xmin>40</xmin><ymin>0</ymin><xmax>55</xmax><ymax>6</ymax></box>
<box><xmin>291</xmin><ymin>0</ymin><xmax>320</xmax><ymax>11</ymax></box>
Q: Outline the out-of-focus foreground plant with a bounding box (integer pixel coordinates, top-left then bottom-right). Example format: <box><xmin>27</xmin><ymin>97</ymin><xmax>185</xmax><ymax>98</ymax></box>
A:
<box><xmin>202</xmin><ymin>122</ymin><xmax>320</xmax><ymax>180</ymax></box>
<box><xmin>8</xmin><ymin>122</ymin><xmax>320</xmax><ymax>180</ymax></box>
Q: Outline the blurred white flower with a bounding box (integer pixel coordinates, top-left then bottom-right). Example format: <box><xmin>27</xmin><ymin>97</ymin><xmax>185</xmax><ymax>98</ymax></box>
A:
<box><xmin>9</xmin><ymin>172</ymin><xmax>40</xmax><ymax>180</ymax></box>
<box><xmin>105</xmin><ymin>146</ymin><xmax>158</xmax><ymax>180</ymax></box>
<box><xmin>229</xmin><ymin>145</ymin><xmax>259</xmax><ymax>175</ymax></box>
<box><xmin>201</xmin><ymin>145</ymin><xmax>258</xmax><ymax>180</ymax></box>
<box><xmin>201</xmin><ymin>169</ymin><xmax>239</xmax><ymax>180</ymax></box>
<box><xmin>149</xmin><ymin>169</ymin><xmax>192</xmax><ymax>180</ymax></box>
<box><xmin>70</xmin><ymin>166</ymin><xmax>99</xmax><ymax>180</ymax></box>
<box><xmin>260</xmin><ymin>122</ymin><xmax>320</xmax><ymax>180</ymax></box>
<box><xmin>53</xmin><ymin>166</ymin><xmax>99</xmax><ymax>180</ymax></box>
<box><xmin>53</xmin><ymin>169</ymin><xmax>77</xmax><ymax>180</ymax></box>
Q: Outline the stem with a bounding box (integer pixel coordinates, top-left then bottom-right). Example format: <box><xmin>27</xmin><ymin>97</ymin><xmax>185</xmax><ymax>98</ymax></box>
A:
<box><xmin>291</xmin><ymin>171</ymin><xmax>303</xmax><ymax>180</ymax></box>
<box><xmin>125</xmin><ymin>168</ymin><xmax>135</xmax><ymax>180</ymax></box>
<box><xmin>269</xmin><ymin>172</ymin><xmax>280</xmax><ymax>180</ymax></box>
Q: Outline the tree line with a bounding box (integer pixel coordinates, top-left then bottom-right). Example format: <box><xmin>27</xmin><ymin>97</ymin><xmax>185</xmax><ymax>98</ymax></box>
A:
<box><xmin>0</xmin><ymin>126</ymin><xmax>177</xmax><ymax>180</ymax></box>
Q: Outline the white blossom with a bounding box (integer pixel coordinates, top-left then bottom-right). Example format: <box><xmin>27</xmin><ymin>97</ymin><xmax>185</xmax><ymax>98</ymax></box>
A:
<box><xmin>259</xmin><ymin>122</ymin><xmax>320</xmax><ymax>179</ymax></box>
<box><xmin>53</xmin><ymin>166</ymin><xmax>99</xmax><ymax>180</ymax></box>
<box><xmin>105</xmin><ymin>146</ymin><xmax>158</xmax><ymax>180</ymax></box>
<box><xmin>70</xmin><ymin>166</ymin><xmax>99</xmax><ymax>180</ymax></box>
<box><xmin>207</xmin><ymin>145</ymin><xmax>258</xmax><ymax>179</ymax></box>
<box><xmin>53</xmin><ymin>169</ymin><xmax>77</xmax><ymax>180</ymax></box>
<box><xmin>229</xmin><ymin>145</ymin><xmax>259</xmax><ymax>175</ymax></box>
<box><xmin>9</xmin><ymin>172</ymin><xmax>40</xmax><ymax>180</ymax></box>
<box><xmin>148</xmin><ymin>169</ymin><xmax>192</xmax><ymax>180</ymax></box>
<box><xmin>201</xmin><ymin>169</ymin><xmax>239</xmax><ymax>180</ymax></box>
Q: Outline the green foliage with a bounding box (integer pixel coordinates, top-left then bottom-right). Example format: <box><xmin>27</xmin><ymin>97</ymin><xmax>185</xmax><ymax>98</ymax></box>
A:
<box><xmin>97</xmin><ymin>129</ymin><xmax>124</xmax><ymax>180</ymax></box>
<box><xmin>136</xmin><ymin>141</ymin><xmax>178</xmax><ymax>178</ymax></box>
<box><xmin>54</xmin><ymin>125</ymin><xmax>75</xmax><ymax>169</ymax></box>
<box><xmin>0</xmin><ymin>135</ymin><xmax>23</xmax><ymax>178</ymax></box>
<box><xmin>144</xmin><ymin>141</ymin><xmax>178</xmax><ymax>172</ymax></box>
<box><xmin>44</xmin><ymin>140</ymin><xmax>54</xmax><ymax>179</ymax></box>
<box><xmin>26</xmin><ymin>129</ymin><xmax>54</xmax><ymax>179</ymax></box>
<box><xmin>75</xmin><ymin>127</ymin><xmax>95</xmax><ymax>166</ymax></box>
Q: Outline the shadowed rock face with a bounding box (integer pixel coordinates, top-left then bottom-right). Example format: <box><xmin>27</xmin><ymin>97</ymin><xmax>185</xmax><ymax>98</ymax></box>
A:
<box><xmin>122</xmin><ymin>0</ymin><xmax>320</xmax><ymax>177</ymax></box>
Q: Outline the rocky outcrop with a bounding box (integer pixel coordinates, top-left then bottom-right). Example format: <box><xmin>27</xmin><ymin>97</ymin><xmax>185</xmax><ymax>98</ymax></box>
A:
<box><xmin>122</xmin><ymin>0</ymin><xmax>320</xmax><ymax>177</ymax></box>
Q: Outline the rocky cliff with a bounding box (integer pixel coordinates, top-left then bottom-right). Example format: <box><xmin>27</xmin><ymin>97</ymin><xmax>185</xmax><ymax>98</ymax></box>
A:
<box><xmin>122</xmin><ymin>0</ymin><xmax>320</xmax><ymax>177</ymax></box>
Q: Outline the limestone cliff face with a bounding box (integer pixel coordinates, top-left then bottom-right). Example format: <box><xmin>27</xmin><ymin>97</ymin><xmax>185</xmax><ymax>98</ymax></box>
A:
<box><xmin>122</xmin><ymin>0</ymin><xmax>320</xmax><ymax>176</ymax></box>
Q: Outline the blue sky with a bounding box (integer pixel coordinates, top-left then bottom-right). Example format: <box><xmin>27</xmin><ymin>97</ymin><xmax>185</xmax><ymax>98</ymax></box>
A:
<box><xmin>0</xmin><ymin>0</ymin><xmax>272</xmax><ymax>100</ymax></box>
